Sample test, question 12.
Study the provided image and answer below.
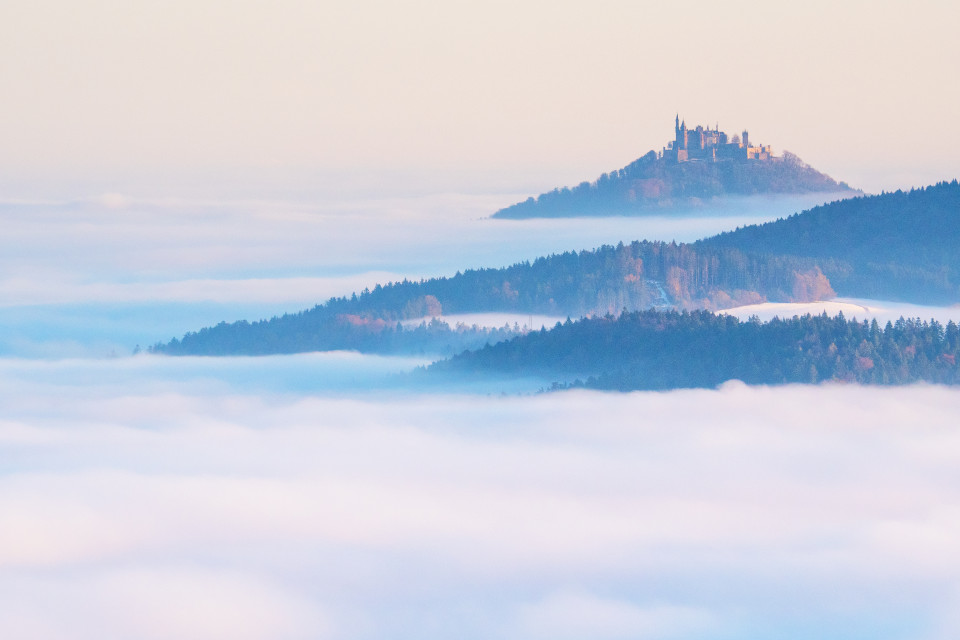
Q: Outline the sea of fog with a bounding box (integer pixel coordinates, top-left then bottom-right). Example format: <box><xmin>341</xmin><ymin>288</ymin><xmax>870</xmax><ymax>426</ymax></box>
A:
<box><xmin>3</xmin><ymin>190</ymin><xmax>960</xmax><ymax>639</ymax></box>
<box><xmin>4</xmin><ymin>365</ymin><xmax>960</xmax><ymax>640</ymax></box>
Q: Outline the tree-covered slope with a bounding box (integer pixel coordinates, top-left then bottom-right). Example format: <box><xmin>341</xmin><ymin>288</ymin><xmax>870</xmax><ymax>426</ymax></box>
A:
<box><xmin>493</xmin><ymin>150</ymin><xmax>853</xmax><ymax>218</ymax></box>
<box><xmin>433</xmin><ymin>310</ymin><xmax>960</xmax><ymax>390</ymax></box>
<box><xmin>699</xmin><ymin>181</ymin><xmax>960</xmax><ymax>302</ymax></box>
<box><xmin>150</xmin><ymin>241</ymin><xmax>833</xmax><ymax>356</ymax></box>
<box><xmin>152</xmin><ymin>182</ymin><xmax>960</xmax><ymax>356</ymax></box>
<box><xmin>154</xmin><ymin>314</ymin><xmax>521</xmax><ymax>357</ymax></box>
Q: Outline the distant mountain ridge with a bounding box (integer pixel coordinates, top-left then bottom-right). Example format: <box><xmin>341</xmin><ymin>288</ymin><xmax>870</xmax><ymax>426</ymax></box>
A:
<box><xmin>699</xmin><ymin>180</ymin><xmax>960</xmax><ymax>303</ymax></box>
<box><xmin>494</xmin><ymin>117</ymin><xmax>854</xmax><ymax>218</ymax></box>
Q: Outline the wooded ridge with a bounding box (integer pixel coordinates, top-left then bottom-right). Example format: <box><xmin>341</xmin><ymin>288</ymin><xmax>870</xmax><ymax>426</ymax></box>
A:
<box><xmin>151</xmin><ymin>182</ymin><xmax>960</xmax><ymax>357</ymax></box>
<box><xmin>432</xmin><ymin>310</ymin><xmax>960</xmax><ymax>390</ymax></box>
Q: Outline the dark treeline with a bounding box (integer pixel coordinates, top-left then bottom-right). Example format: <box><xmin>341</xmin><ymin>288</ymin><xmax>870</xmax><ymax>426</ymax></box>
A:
<box><xmin>699</xmin><ymin>180</ymin><xmax>960</xmax><ymax>302</ymax></box>
<box><xmin>494</xmin><ymin>150</ymin><xmax>851</xmax><ymax>218</ymax></box>
<box><xmin>154</xmin><ymin>316</ymin><xmax>523</xmax><ymax>357</ymax></box>
<box><xmin>433</xmin><ymin>310</ymin><xmax>960</xmax><ymax>390</ymax></box>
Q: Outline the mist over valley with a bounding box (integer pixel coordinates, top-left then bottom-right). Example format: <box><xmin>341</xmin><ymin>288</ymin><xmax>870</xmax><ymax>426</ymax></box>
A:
<box><xmin>4</xmin><ymin>0</ymin><xmax>960</xmax><ymax>636</ymax></box>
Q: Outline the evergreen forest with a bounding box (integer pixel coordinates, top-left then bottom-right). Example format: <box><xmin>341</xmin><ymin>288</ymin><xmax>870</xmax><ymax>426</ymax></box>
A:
<box><xmin>152</xmin><ymin>182</ymin><xmax>960</xmax><ymax>362</ymax></box>
<box><xmin>433</xmin><ymin>310</ymin><xmax>960</xmax><ymax>390</ymax></box>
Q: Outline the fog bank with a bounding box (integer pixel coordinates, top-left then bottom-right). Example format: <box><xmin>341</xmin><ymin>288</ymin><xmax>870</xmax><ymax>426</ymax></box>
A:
<box><xmin>724</xmin><ymin>297</ymin><xmax>960</xmax><ymax>325</ymax></box>
<box><xmin>2</xmin><ymin>367</ymin><xmax>959</xmax><ymax>639</ymax></box>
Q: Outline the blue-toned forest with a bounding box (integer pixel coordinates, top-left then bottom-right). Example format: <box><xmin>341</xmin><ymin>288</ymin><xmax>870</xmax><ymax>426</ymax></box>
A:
<box><xmin>152</xmin><ymin>182</ymin><xmax>960</xmax><ymax>364</ymax></box>
<box><xmin>434</xmin><ymin>310</ymin><xmax>960</xmax><ymax>390</ymax></box>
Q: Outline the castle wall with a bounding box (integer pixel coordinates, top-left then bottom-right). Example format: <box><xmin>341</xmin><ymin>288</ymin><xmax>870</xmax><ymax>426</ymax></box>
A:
<box><xmin>745</xmin><ymin>145</ymin><xmax>772</xmax><ymax>160</ymax></box>
<box><xmin>668</xmin><ymin>117</ymin><xmax>772</xmax><ymax>164</ymax></box>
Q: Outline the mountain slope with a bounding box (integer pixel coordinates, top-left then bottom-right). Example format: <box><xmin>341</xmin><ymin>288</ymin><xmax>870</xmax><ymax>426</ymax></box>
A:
<box><xmin>699</xmin><ymin>180</ymin><xmax>960</xmax><ymax>302</ymax></box>
<box><xmin>493</xmin><ymin>150</ymin><xmax>853</xmax><ymax>218</ymax></box>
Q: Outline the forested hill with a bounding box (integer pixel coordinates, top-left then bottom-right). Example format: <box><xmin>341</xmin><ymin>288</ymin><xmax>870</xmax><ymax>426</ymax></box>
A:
<box><xmin>151</xmin><ymin>182</ymin><xmax>960</xmax><ymax>357</ymax></box>
<box><xmin>150</xmin><ymin>240</ymin><xmax>840</xmax><ymax>356</ymax></box>
<box><xmin>432</xmin><ymin>310</ymin><xmax>960</xmax><ymax>391</ymax></box>
<box><xmin>698</xmin><ymin>181</ymin><xmax>960</xmax><ymax>302</ymax></box>
<box><xmin>493</xmin><ymin>150</ymin><xmax>853</xmax><ymax>218</ymax></box>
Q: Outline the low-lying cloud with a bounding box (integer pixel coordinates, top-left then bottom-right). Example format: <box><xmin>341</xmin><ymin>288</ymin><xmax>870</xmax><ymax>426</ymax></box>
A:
<box><xmin>0</xmin><ymin>273</ymin><xmax>411</xmax><ymax>307</ymax></box>
<box><xmin>1</xmin><ymin>357</ymin><xmax>959</xmax><ymax>639</ymax></box>
<box><xmin>724</xmin><ymin>297</ymin><xmax>960</xmax><ymax>325</ymax></box>
<box><xmin>0</xmin><ymin>193</ymin><xmax>836</xmax><ymax>308</ymax></box>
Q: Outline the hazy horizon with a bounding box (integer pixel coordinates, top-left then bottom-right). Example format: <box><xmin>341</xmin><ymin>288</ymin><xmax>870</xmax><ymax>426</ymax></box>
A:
<box><xmin>2</xmin><ymin>1</ymin><xmax>959</xmax><ymax>202</ymax></box>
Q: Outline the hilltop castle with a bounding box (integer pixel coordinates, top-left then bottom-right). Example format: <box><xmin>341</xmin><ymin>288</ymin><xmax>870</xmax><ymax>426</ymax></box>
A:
<box><xmin>663</xmin><ymin>115</ymin><xmax>772</xmax><ymax>163</ymax></box>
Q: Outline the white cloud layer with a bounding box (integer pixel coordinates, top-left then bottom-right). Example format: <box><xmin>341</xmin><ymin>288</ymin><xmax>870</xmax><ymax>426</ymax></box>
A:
<box><xmin>0</xmin><ymin>193</ymin><xmax>839</xmax><ymax>304</ymax></box>
<box><xmin>516</xmin><ymin>592</ymin><xmax>715</xmax><ymax>640</ymax></box>
<box><xmin>0</xmin><ymin>273</ymin><xmax>409</xmax><ymax>307</ymax></box>
<box><xmin>2</xmin><ymin>358</ymin><xmax>960</xmax><ymax>639</ymax></box>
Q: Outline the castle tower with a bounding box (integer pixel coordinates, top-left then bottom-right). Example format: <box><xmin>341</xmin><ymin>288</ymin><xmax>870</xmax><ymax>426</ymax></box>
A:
<box><xmin>675</xmin><ymin>115</ymin><xmax>688</xmax><ymax>150</ymax></box>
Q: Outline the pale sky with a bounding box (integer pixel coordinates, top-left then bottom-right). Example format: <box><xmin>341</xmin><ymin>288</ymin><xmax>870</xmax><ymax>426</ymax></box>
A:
<box><xmin>2</xmin><ymin>0</ymin><xmax>958</xmax><ymax>199</ymax></box>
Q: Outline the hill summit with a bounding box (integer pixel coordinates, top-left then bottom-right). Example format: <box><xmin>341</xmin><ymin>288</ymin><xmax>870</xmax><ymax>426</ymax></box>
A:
<box><xmin>493</xmin><ymin>116</ymin><xmax>855</xmax><ymax>218</ymax></box>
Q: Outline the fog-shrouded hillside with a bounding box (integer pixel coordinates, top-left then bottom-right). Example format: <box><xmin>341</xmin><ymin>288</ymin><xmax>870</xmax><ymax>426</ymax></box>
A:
<box><xmin>152</xmin><ymin>182</ymin><xmax>960</xmax><ymax>357</ymax></box>
<box><xmin>150</xmin><ymin>241</ymin><xmax>836</xmax><ymax>356</ymax></box>
<box><xmin>493</xmin><ymin>150</ymin><xmax>854</xmax><ymax>219</ymax></box>
<box><xmin>432</xmin><ymin>309</ymin><xmax>960</xmax><ymax>391</ymax></box>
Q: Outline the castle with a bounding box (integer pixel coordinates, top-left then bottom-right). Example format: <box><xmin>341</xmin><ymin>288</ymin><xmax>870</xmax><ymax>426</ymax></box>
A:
<box><xmin>663</xmin><ymin>115</ymin><xmax>772</xmax><ymax>163</ymax></box>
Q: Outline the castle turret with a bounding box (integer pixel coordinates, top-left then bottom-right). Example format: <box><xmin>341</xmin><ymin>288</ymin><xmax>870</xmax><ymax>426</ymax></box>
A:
<box><xmin>675</xmin><ymin>116</ymin><xmax>687</xmax><ymax>151</ymax></box>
